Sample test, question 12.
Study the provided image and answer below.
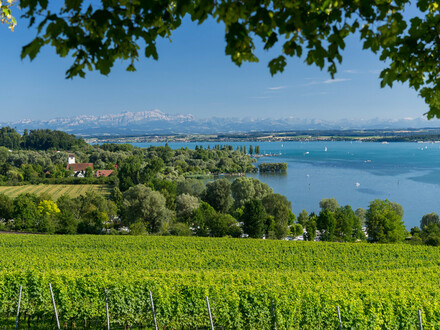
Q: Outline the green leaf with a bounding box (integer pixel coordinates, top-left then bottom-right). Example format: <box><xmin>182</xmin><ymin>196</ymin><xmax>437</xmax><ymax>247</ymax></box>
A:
<box><xmin>126</xmin><ymin>64</ymin><xmax>136</xmax><ymax>72</ymax></box>
<box><xmin>268</xmin><ymin>55</ymin><xmax>286</xmax><ymax>76</ymax></box>
<box><xmin>21</xmin><ymin>37</ymin><xmax>45</xmax><ymax>61</ymax></box>
<box><xmin>145</xmin><ymin>43</ymin><xmax>158</xmax><ymax>60</ymax></box>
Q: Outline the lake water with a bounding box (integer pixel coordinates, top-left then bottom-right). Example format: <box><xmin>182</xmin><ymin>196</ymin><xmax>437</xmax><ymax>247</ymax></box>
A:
<box><xmin>133</xmin><ymin>141</ymin><xmax>440</xmax><ymax>228</ymax></box>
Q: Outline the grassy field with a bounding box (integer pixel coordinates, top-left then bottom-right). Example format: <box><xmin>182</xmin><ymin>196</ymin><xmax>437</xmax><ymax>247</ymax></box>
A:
<box><xmin>1</xmin><ymin>235</ymin><xmax>440</xmax><ymax>329</ymax></box>
<box><xmin>0</xmin><ymin>184</ymin><xmax>111</xmax><ymax>199</ymax></box>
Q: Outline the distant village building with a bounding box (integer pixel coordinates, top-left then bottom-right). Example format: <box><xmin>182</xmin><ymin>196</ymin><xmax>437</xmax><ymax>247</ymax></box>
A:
<box><xmin>66</xmin><ymin>154</ymin><xmax>94</xmax><ymax>177</ymax></box>
<box><xmin>68</xmin><ymin>153</ymin><xmax>76</xmax><ymax>164</ymax></box>
<box><xmin>95</xmin><ymin>170</ymin><xmax>114</xmax><ymax>177</ymax></box>
<box><xmin>68</xmin><ymin>163</ymin><xmax>94</xmax><ymax>178</ymax></box>
<box><xmin>66</xmin><ymin>154</ymin><xmax>117</xmax><ymax>178</ymax></box>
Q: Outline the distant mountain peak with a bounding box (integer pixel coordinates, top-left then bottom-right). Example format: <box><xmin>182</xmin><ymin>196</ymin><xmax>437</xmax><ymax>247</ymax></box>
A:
<box><xmin>2</xmin><ymin>110</ymin><xmax>440</xmax><ymax>137</ymax></box>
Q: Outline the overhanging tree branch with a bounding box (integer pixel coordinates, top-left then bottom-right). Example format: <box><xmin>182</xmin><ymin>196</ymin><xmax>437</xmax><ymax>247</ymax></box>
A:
<box><xmin>3</xmin><ymin>0</ymin><xmax>440</xmax><ymax>118</ymax></box>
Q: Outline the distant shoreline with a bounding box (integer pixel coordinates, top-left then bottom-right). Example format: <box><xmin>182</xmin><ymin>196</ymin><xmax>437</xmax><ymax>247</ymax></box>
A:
<box><xmin>85</xmin><ymin>128</ymin><xmax>440</xmax><ymax>144</ymax></box>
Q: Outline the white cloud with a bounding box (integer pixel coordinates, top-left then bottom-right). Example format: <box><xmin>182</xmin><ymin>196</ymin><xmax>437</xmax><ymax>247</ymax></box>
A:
<box><xmin>267</xmin><ymin>86</ymin><xmax>287</xmax><ymax>90</ymax></box>
<box><xmin>323</xmin><ymin>78</ymin><xmax>351</xmax><ymax>84</ymax></box>
<box><xmin>301</xmin><ymin>78</ymin><xmax>351</xmax><ymax>87</ymax></box>
<box><xmin>344</xmin><ymin>70</ymin><xmax>359</xmax><ymax>74</ymax></box>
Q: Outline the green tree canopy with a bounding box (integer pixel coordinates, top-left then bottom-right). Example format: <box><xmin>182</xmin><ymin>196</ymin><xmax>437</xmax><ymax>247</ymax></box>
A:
<box><xmin>21</xmin><ymin>129</ymin><xmax>88</xmax><ymax>150</ymax></box>
<box><xmin>334</xmin><ymin>205</ymin><xmax>364</xmax><ymax>242</ymax></box>
<box><xmin>230</xmin><ymin>176</ymin><xmax>274</xmax><ymax>210</ymax></box>
<box><xmin>418</xmin><ymin>212</ymin><xmax>440</xmax><ymax>246</ymax></box>
<box><xmin>317</xmin><ymin>209</ymin><xmax>336</xmax><ymax>241</ymax></box>
<box><xmin>355</xmin><ymin>208</ymin><xmax>367</xmax><ymax>225</ymax></box>
<box><xmin>13</xmin><ymin>193</ymin><xmax>39</xmax><ymax>231</ymax></box>
<box><xmin>169</xmin><ymin>222</ymin><xmax>192</xmax><ymax>237</ymax></box>
<box><xmin>0</xmin><ymin>193</ymin><xmax>13</xmax><ymax>220</ymax></box>
<box><xmin>177</xmin><ymin>178</ymin><xmax>205</xmax><ymax>197</ymax></box>
<box><xmin>189</xmin><ymin>201</ymin><xmax>217</xmax><ymax>237</ymax></box>
<box><xmin>420</xmin><ymin>212</ymin><xmax>440</xmax><ymax>230</ymax></box>
<box><xmin>176</xmin><ymin>193</ymin><xmax>200</xmax><ymax>222</ymax></box>
<box><xmin>118</xmin><ymin>156</ymin><xmax>142</xmax><ymax>192</ymax></box>
<box><xmin>77</xmin><ymin>208</ymin><xmax>108</xmax><ymax>234</ymax></box>
<box><xmin>206</xmin><ymin>213</ymin><xmax>238</xmax><ymax>238</ymax></box>
<box><xmin>291</xmin><ymin>223</ymin><xmax>304</xmax><ymax>237</ymax></box>
<box><xmin>202</xmin><ymin>178</ymin><xmax>233</xmax><ymax>213</ymax></box>
<box><xmin>319</xmin><ymin>198</ymin><xmax>339</xmax><ymax>213</ymax></box>
<box><xmin>231</xmin><ymin>177</ymin><xmax>256</xmax><ymax>208</ymax></box>
<box><xmin>304</xmin><ymin>213</ymin><xmax>317</xmax><ymax>241</ymax></box>
<box><xmin>262</xmin><ymin>193</ymin><xmax>292</xmax><ymax>239</ymax></box>
<box><xmin>123</xmin><ymin>184</ymin><xmax>173</xmax><ymax>233</ymax></box>
<box><xmin>241</xmin><ymin>199</ymin><xmax>267</xmax><ymax>239</ymax></box>
<box><xmin>55</xmin><ymin>211</ymin><xmax>78</xmax><ymax>234</ymax></box>
<box><xmin>37</xmin><ymin>200</ymin><xmax>60</xmax><ymax>216</ymax></box>
<box><xmin>297</xmin><ymin>209</ymin><xmax>309</xmax><ymax>226</ymax></box>
<box><xmin>366</xmin><ymin>199</ymin><xmax>406</xmax><ymax>243</ymax></box>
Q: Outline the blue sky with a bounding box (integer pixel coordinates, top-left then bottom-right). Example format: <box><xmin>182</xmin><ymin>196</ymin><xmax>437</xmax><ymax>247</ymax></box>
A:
<box><xmin>0</xmin><ymin>7</ymin><xmax>435</xmax><ymax>123</ymax></box>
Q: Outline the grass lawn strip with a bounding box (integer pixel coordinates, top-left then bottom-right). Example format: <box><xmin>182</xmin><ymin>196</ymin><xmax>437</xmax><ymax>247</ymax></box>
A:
<box><xmin>56</xmin><ymin>185</ymin><xmax>71</xmax><ymax>198</ymax></box>
<box><xmin>0</xmin><ymin>186</ymin><xmax>18</xmax><ymax>196</ymax></box>
<box><xmin>51</xmin><ymin>185</ymin><xmax>65</xmax><ymax>200</ymax></box>
<box><xmin>64</xmin><ymin>185</ymin><xmax>77</xmax><ymax>197</ymax></box>
<box><xmin>0</xmin><ymin>185</ymin><xmax>111</xmax><ymax>199</ymax></box>
<box><xmin>71</xmin><ymin>185</ymin><xmax>83</xmax><ymax>198</ymax></box>
<box><xmin>35</xmin><ymin>184</ymin><xmax>53</xmax><ymax>197</ymax></box>
<box><xmin>97</xmin><ymin>185</ymin><xmax>109</xmax><ymax>196</ymax></box>
<box><xmin>14</xmin><ymin>185</ymin><xmax>35</xmax><ymax>197</ymax></box>
<box><xmin>76</xmin><ymin>185</ymin><xmax>87</xmax><ymax>197</ymax></box>
<box><xmin>100</xmin><ymin>185</ymin><xmax>112</xmax><ymax>197</ymax></box>
<box><xmin>24</xmin><ymin>185</ymin><xmax>42</xmax><ymax>196</ymax></box>
<box><xmin>9</xmin><ymin>186</ymin><xmax>28</xmax><ymax>197</ymax></box>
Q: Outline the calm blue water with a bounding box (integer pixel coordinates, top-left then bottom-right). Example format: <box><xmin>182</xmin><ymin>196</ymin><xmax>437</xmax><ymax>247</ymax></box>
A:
<box><xmin>133</xmin><ymin>141</ymin><xmax>440</xmax><ymax>228</ymax></box>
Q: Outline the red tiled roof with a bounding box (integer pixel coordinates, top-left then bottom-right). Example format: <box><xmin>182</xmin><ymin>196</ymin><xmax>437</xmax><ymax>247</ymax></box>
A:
<box><xmin>95</xmin><ymin>170</ymin><xmax>114</xmax><ymax>177</ymax></box>
<box><xmin>68</xmin><ymin>163</ymin><xmax>94</xmax><ymax>172</ymax></box>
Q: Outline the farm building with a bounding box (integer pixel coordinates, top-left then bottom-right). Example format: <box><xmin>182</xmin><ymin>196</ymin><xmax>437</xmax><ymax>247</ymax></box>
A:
<box><xmin>67</xmin><ymin>163</ymin><xmax>94</xmax><ymax>177</ymax></box>
<box><xmin>95</xmin><ymin>170</ymin><xmax>114</xmax><ymax>177</ymax></box>
<box><xmin>66</xmin><ymin>154</ymin><xmax>116</xmax><ymax>178</ymax></box>
<box><xmin>66</xmin><ymin>154</ymin><xmax>94</xmax><ymax>177</ymax></box>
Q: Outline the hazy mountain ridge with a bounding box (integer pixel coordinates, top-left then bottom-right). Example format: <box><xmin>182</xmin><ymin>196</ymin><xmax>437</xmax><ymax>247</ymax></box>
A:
<box><xmin>3</xmin><ymin>110</ymin><xmax>440</xmax><ymax>136</ymax></box>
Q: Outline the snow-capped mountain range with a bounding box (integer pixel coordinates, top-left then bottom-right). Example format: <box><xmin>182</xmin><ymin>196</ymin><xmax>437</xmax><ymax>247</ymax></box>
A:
<box><xmin>3</xmin><ymin>109</ymin><xmax>440</xmax><ymax>136</ymax></box>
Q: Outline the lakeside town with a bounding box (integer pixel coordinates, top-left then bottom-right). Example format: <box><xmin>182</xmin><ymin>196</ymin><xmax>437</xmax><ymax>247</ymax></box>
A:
<box><xmin>85</xmin><ymin>128</ymin><xmax>440</xmax><ymax>145</ymax></box>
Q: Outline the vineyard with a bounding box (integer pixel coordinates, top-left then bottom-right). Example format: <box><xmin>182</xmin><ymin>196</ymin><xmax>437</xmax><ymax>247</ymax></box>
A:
<box><xmin>1</xmin><ymin>235</ymin><xmax>440</xmax><ymax>329</ymax></box>
<box><xmin>0</xmin><ymin>185</ymin><xmax>111</xmax><ymax>199</ymax></box>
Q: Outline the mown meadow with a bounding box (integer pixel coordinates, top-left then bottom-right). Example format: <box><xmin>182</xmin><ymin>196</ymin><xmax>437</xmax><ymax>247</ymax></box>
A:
<box><xmin>1</xmin><ymin>235</ymin><xmax>439</xmax><ymax>329</ymax></box>
<box><xmin>0</xmin><ymin>184</ymin><xmax>111</xmax><ymax>199</ymax></box>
